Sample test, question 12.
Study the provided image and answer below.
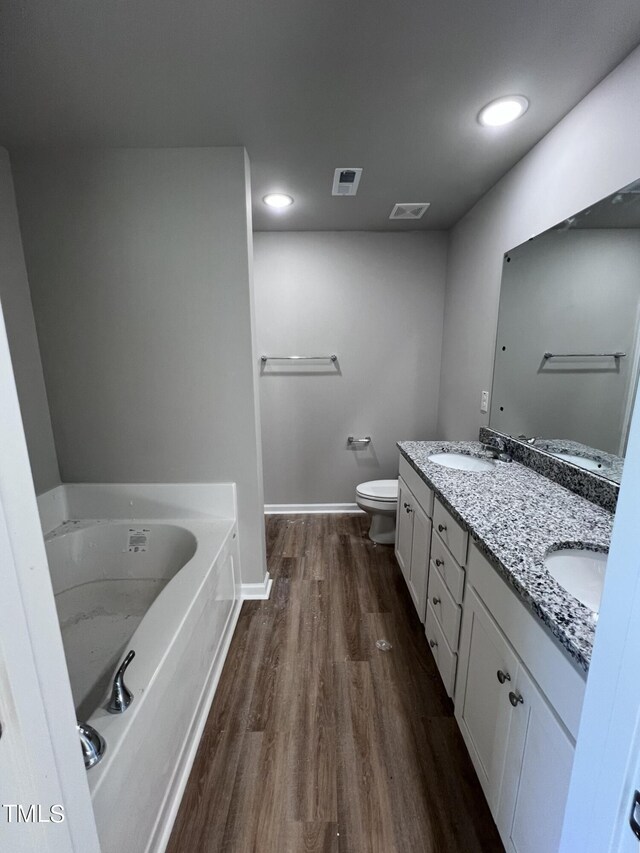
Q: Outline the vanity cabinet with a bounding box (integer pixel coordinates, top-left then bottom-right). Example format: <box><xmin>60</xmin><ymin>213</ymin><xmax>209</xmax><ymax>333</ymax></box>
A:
<box><xmin>395</xmin><ymin>453</ymin><xmax>470</xmax><ymax>698</ymax></box>
<box><xmin>396</xmin><ymin>478</ymin><xmax>416</xmax><ymax>580</ymax></box>
<box><xmin>406</xmin><ymin>502</ymin><xmax>431</xmax><ymax>621</ymax></box>
<box><xmin>430</xmin><ymin>514</ymin><xmax>466</xmax><ymax>603</ymax></box>
<box><xmin>496</xmin><ymin>663</ymin><xmax>574</xmax><ymax>853</ymax></box>
<box><xmin>456</xmin><ymin>541</ymin><xmax>584</xmax><ymax>853</ymax></box>
<box><xmin>395</xmin><ymin>457</ymin><xmax>434</xmax><ymax>622</ymax></box>
<box><xmin>433</xmin><ymin>498</ymin><xmax>468</xmax><ymax>567</ymax></box>
<box><xmin>425</xmin><ymin>498</ymin><xmax>468</xmax><ymax>698</ymax></box>
<box><xmin>454</xmin><ymin>585</ymin><xmax>518</xmax><ymax>809</ymax></box>
<box><xmin>427</xmin><ymin>560</ymin><xmax>462</xmax><ymax>650</ymax></box>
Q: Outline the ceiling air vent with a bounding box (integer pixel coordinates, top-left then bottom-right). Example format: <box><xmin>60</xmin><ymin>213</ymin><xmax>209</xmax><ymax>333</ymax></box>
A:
<box><xmin>389</xmin><ymin>203</ymin><xmax>430</xmax><ymax>220</ymax></box>
<box><xmin>332</xmin><ymin>168</ymin><xmax>363</xmax><ymax>196</ymax></box>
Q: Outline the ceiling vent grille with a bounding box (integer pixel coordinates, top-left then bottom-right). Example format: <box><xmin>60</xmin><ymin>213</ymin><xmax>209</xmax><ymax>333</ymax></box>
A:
<box><xmin>389</xmin><ymin>203</ymin><xmax>430</xmax><ymax>220</ymax></box>
<box><xmin>332</xmin><ymin>168</ymin><xmax>363</xmax><ymax>196</ymax></box>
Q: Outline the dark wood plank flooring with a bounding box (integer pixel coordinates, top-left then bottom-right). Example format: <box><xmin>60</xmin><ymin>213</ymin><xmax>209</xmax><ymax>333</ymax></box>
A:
<box><xmin>167</xmin><ymin>514</ymin><xmax>504</xmax><ymax>852</ymax></box>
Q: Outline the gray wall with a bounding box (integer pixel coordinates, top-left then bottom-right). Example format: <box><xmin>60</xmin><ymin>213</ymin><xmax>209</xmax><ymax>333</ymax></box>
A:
<box><xmin>437</xmin><ymin>44</ymin><xmax>640</xmax><ymax>442</ymax></box>
<box><xmin>12</xmin><ymin>147</ymin><xmax>266</xmax><ymax>583</ymax></box>
<box><xmin>492</xmin><ymin>230</ymin><xmax>640</xmax><ymax>454</ymax></box>
<box><xmin>0</xmin><ymin>148</ymin><xmax>59</xmax><ymax>493</ymax></box>
<box><xmin>254</xmin><ymin>231</ymin><xmax>447</xmax><ymax>504</ymax></box>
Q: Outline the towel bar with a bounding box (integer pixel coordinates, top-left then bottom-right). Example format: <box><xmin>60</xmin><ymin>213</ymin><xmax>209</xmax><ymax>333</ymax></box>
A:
<box><xmin>261</xmin><ymin>354</ymin><xmax>337</xmax><ymax>362</ymax></box>
<box><xmin>543</xmin><ymin>351</ymin><xmax>626</xmax><ymax>360</ymax></box>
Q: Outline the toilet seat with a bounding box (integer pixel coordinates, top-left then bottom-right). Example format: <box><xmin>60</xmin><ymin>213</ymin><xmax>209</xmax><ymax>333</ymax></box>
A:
<box><xmin>355</xmin><ymin>479</ymin><xmax>398</xmax><ymax>503</ymax></box>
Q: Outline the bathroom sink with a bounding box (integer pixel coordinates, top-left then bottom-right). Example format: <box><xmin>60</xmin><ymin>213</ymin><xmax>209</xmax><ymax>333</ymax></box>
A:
<box><xmin>427</xmin><ymin>452</ymin><xmax>497</xmax><ymax>472</ymax></box>
<box><xmin>543</xmin><ymin>548</ymin><xmax>608</xmax><ymax>613</ymax></box>
<box><xmin>553</xmin><ymin>452</ymin><xmax>602</xmax><ymax>473</ymax></box>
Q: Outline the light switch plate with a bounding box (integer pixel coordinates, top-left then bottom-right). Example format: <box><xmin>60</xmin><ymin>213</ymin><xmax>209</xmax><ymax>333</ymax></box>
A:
<box><xmin>480</xmin><ymin>390</ymin><xmax>489</xmax><ymax>413</ymax></box>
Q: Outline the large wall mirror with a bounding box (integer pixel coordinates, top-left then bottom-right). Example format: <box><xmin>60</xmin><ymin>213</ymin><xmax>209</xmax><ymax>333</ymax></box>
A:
<box><xmin>491</xmin><ymin>179</ymin><xmax>640</xmax><ymax>484</ymax></box>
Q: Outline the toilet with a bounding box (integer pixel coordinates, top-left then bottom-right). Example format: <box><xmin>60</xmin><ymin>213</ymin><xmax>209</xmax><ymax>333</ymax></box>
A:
<box><xmin>355</xmin><ymin>479</ymin><xmax>398</xmax><ymax>544</ymax></box>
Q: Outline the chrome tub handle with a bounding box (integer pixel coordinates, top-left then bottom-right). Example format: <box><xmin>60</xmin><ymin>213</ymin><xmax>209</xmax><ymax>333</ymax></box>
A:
<box><xmin>108</xmin><ymin>649</ymin><xmax>135</xmax><ymax>714</ymax></box>
<box><xmin>77</xmin><ymin>720</ymin><xmax>105</xmax><ymax>769</ymax></box>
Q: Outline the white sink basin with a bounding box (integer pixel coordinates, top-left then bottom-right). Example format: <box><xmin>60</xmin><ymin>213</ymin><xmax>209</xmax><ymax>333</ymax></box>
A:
<box><xmin>544</xmin><ymin>548</ymin><xmax>608</xmax><ymax>613</ymax></box>
<box><xmin>553</xmin><ymin>452</ymin><xmax>603</xmax><ymax>473</ymax></box>
<box><xmin>427</xmin><ymin>452</ymin><xmax>497</xmax><ymax>473</ymax></box>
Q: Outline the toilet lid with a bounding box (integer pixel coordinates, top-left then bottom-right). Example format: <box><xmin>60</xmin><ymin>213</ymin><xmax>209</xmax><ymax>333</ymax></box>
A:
<box><xmin>356</xmin><ymin>479</ymin><xmax>398</xmax><ymax>501</ymax></box>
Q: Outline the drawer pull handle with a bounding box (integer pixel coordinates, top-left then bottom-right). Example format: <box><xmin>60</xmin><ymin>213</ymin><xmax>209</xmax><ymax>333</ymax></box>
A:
<box><xmin>432</xmin><ymin>596</ymin><xmax>441</xmax><ymax>605</ymax></box>
<box><xmin>405</xmin><ymin>505</ymin><xmax>412</xmax><ymax>514</ymax></box>
<box><xmin>509</xmin><ymin>691</ymin><xmax>524</xmax><ymax>707</ymax></box>
<box><xmin>435</xmin><ymin>558</ymin><xmax>444</xmax><ymax>567</ymax></box>
<box><xmin>438</xmin><ymin>523</ymin><xmax>447</xmax><ymax>533</ymax></box>
<box><xmin>403</xmin><ymin>502</ymin><xmax>410</xmax><ymax>509</ymax></box>
<box><xmin>429</xmin><ymin>639</ymin><xmax>438</xmax><ymax>649</ymax></box>
<box><xmin>497</xmin><ymin>670</ymin><xmax>511</xmax><ymax>684</ymax></box>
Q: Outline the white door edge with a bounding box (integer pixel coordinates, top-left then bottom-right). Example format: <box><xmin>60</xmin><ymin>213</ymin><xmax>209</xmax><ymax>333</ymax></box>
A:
<box><xmin>0</xmin><ymin>304</ymin><xmax>100</xmax><ymax>852</ymax></box>
<box><xmin>560</xmin><ymin>349</ymin><xmax>640</xmax><ymax>853</ymax></box>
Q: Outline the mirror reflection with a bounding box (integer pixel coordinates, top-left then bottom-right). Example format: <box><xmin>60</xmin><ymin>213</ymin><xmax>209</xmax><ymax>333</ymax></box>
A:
<box><xmin>490</xmin><ymin>180</ymin><xmax>640</xmax><ymax>484</ymax></box>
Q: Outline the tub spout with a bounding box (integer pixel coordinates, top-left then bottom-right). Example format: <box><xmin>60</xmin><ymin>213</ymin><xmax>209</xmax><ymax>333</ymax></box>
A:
<box><xmin>108</xmin><ymin>649</ymin><xmax>135</xmax><ymax>714</ymax></box>
<box><xmin>78</xmin><ymin>720</ymin><xmax>105</xmax><ymax>769</ymax></box>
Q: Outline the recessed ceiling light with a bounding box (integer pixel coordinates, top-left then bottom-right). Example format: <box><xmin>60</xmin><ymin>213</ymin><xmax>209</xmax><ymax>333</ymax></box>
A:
<box><xmin>263</xmin><ymin>193</ymin><xmax>294</xmax><ymax>208</ymax></box>
<box><xmin>478</xmin><ymin>95</ymin><xmax>529</xmax><ymax>127</ymax></box>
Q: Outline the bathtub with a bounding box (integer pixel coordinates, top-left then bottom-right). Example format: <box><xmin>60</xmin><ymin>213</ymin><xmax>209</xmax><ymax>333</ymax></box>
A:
<box><xmin>39</xmin><ymin>483</ymin><xmax>242</xmax><ymax>853</ymax></box>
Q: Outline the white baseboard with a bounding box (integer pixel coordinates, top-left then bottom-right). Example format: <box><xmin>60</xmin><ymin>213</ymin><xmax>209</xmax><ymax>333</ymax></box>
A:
<box><xmin>149</xmin><ymin>595</ymin><xmax>242</xmax><ymax>853</ymax></box>
<box><xmin>241</xmin><ymin>572</ymin><xmax>273</xmax><ymax>600</ymax></box>
<box><xmin>264</xmin><ymin>502</ymin><xmax>364</xmax><ymax>515</ymax></box>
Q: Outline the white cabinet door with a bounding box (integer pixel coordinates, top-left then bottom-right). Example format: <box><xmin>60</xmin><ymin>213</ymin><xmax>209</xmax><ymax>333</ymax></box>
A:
<box><xmin>395</xmin><ymin>477</ymin><xmax>414</xmax><ymax>584</ymax></box>
<box><xmin>455</xmin><ymin>586</ymin><xmax>519</xmax><ymax>811</ymax></box>
<box><xmin>497</xmin><ymin>664</ymin><xmax>575</xmax><ymax>853</ymax></box>
<box><xmin>407</xmin><ymin>502</ymin><xmax>431</xmax><ymax>622</ymax></box>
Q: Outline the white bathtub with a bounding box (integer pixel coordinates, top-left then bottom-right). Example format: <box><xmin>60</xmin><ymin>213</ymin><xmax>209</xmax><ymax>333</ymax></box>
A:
<box><xmin>39</xmin><ymin>484</ymin><xmax>242</xmax><ymax>853</ymax></box>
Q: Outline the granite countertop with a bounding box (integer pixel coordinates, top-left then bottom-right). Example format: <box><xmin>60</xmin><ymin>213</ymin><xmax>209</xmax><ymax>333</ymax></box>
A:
<box><xmin>398</xmin><ymin>440</ymin><xmax>614</xmax><ymax>672</ymax></box>
<box><xmin>531</xmin><ymin>438</ymin><xmax>624</xmax><ymax>484</ymax></box>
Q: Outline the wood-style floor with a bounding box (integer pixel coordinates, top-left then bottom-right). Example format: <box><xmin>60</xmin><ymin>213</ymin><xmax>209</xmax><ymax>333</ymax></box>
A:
<box><xmin>166</xmin><ymin>514</ymin><xmax>504</xmax><ymax>853</ymax></box>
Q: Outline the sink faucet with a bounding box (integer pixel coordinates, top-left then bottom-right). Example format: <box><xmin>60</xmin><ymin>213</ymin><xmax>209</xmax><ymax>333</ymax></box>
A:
<box><xmin>482</xmin><ymin>437</ymin><xmax>512</xmax><ymax>463</ymax></box>
<box><xmin>517</xmin><ymin>434</ymin><xmax>539</xmax><ymax>446</ymax></box>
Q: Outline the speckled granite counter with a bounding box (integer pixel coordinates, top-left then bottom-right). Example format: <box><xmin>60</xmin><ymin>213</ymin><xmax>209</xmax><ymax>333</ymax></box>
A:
<box><xmin>531</xmin><ymin>438</ymin><xmax>624</xmax><ymax>484</ymax></box>
<box><xmin>398</xmin><ymin>440</ymin><xmax>614</xmax><ymax>672</ymax></box>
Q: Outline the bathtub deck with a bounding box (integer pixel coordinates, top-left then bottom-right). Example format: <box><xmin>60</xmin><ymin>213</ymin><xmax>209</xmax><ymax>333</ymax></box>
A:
<box><xmin>166</xmin><ymin>514</ymin><xmax>503</xmax><ymax>853</ymax></box>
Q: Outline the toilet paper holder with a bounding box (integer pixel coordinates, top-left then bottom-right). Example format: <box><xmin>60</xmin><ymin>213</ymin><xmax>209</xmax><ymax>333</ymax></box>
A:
<box><xmin>348</xmin><ymin>436</ymin><xmax>371</xmax><ymax>447</ymax></box>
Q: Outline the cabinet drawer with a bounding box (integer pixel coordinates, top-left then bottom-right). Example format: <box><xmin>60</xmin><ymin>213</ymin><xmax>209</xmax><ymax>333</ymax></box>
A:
<box><xmin>399</xmin><ymin>455</ymin><xmax>434</xmax><ymax>518</ymax></box>
<box><xmin>433</xmin><ymin>497</ymin><xmax>468</xmax><ymax>566</ymax></box>
<box><xmin>428</xmin><ymin>562</ymin><xmax>462</xmax><ymax>651</ymax></box>
<box><xmin>430</xmin><ymin>529</ymin><xmax>466</xmax><ymax>604</ymax></box>
<box><xmin>425</xmin><ymin>601</ymin><xmax>457</xmax><ymax>698</ymax></box>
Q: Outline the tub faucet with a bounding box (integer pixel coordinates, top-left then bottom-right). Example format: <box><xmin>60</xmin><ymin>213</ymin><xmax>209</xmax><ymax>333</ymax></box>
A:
<box><xmin>108</xmin><ymin>649</ymin><xmax>135</xmax><ymax>714</ymax></box>
<box><xmin>77</xmin><ymin>720</ymin><xmax>105</xmax><ymax>769</ymax></box>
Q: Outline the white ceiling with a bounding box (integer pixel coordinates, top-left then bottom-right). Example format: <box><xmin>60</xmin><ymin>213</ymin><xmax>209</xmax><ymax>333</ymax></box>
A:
<box><xmin>1</xmin><ymin>0</ymin><xmax>639</xmax><ymax>231</ymax></box>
